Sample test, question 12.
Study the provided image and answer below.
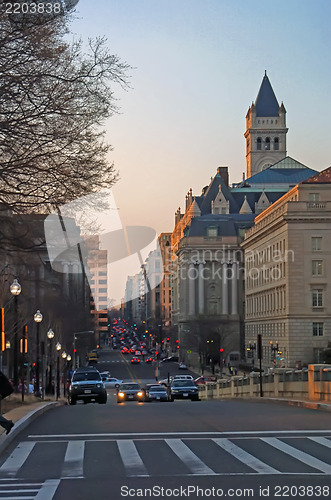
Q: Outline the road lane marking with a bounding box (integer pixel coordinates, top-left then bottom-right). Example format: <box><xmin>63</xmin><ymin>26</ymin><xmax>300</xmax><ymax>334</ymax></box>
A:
<box><xmin>29</xmin><ymin>430</ymin><xmax>331</xmax><ymax>439</ymax></box>
<box><xmin>309</xmin><ymin>436</ymin><xmax>331</xmax><ymax>448</ymax></box>
<box><xmin>213</xmin><ymin>438</ymin><xmax>280</xmax><ymax>474</ymax></box>
<box><xmin>35</xmin><ymin>479</ymin><xmax>61</xmax><ymax>500</ymax></box>
<box><xmin>117</xmin><ymin>440</ymin><xmax>148</xmax><ymax>477</ymax></box>
<box><xmin>61</xmin><ymin>441</ymin><xmax>85</xmax><ymax>478</ymax></box>
<box><xmin>261</xmin><ymin>438</ymin><xmax>331</xmax><ymax>473</ymax></box>
<box><xmin>0</xmin><ymin>442</ymin><xmax>36</xmax><ymax>477</ymax></box>
<box><xmin>165</xmin><ymin>439</ymin><xmax>215</xmax><ymax>475</ymax></box>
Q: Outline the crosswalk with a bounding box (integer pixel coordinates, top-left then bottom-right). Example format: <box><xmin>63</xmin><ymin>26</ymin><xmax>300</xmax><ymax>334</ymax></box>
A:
<box><xmin>1</xmin><ymin>434</ymin><xmax>331</xmax><ymax>480</ymax></box>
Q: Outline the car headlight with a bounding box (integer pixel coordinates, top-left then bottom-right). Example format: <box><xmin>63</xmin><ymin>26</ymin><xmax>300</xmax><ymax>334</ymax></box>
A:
<box><xmin>72</xmin><ymin>384</ymin><xmax>79</xmax><ymax>390</ymax></box>
<box><xmin>96</xmin><ymin>384</ymin><xmax>102</xmax><ymax>388</ymax></box>
<box><xmin>137</xmin><ymin>391</ymin><xmax>143</xmax><ymax>397</ymax></box>
<box><xmin>118</xmin><ymin>392</ymin><xmax>125</xmax><ymax>398</ymax></box>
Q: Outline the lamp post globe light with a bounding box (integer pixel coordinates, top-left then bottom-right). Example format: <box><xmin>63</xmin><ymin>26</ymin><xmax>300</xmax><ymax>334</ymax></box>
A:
<box><xmin>47</xmin><ymin>329</ymin><xmax>54</xmax><ymax>394</ymax></box>
<box><xmin>56</xmin><ymin>342</ymin><xmax>61</xmax><ymax>400</ymax></box>
<box><xmin>33</xmin><ymin>310</ymin><xmax>43</xmax><ymax>396</ymax></box>
<box><xmin>10</xmin><ymin>279</ymin><xmax>21</xmax><ymax>390</ymax></box>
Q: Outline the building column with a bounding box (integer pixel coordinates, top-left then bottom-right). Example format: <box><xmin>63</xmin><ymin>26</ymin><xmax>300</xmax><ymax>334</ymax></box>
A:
<box><xmin>189</xmin><ymin>263</ymin><xmax>195</xmax><ymax>316</ymax></box>
<box><xmin>231</xmin><ymin>261</ymin><xmax>238</xmax><ymax>315</ymax></box>
<box><xmin>222</xmin><ymin>262</ymin><xmax>228</xmax><ymax>315</ymax></box>
<box><xmin>198</xmin><ymin>262</ymin><xmax>204</xmax><ymax>315</ymax></box>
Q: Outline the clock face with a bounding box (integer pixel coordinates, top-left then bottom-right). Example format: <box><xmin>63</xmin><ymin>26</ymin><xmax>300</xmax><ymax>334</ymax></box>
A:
<box><xmin>262</xmin><ymin>163</ymin><xmax>272</xmax><ymax>170</ymax></box>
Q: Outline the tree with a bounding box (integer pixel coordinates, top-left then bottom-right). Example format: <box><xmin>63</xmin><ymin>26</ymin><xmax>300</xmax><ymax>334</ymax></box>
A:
<box><xmin>0</xmin><ymin>7</ymin><xmax>130</xmax><ymax>213</ymax></box>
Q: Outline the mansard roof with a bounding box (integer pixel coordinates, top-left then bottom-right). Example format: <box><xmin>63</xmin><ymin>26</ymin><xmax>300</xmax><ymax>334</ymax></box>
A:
<box><xmin>197</xmin><ymin>172</ymin><xmax>239</xmax><ymax>214</ymax></box>
<box><xmin>183</xmin><ymin>214</ymin><xmax>256</xmax><ymax>238</ymax></box>
<box><xmin>255</xmin><ymin>72</ymin><xmax>280</xmax><ymax>117</ymax></box>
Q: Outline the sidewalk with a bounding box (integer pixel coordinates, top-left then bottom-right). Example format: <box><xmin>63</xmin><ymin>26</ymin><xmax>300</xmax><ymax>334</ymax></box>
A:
<box><xmin>0</xmin><ymin>398</ymin><xmax>66</xmax><ymax>455</ymax></box>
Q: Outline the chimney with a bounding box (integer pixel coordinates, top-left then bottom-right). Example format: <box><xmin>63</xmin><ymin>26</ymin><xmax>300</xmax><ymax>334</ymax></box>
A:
<box><xmin>217</xmin><ymin>166</ymin><xmax>229</xmax><ymax>186</ymax></box>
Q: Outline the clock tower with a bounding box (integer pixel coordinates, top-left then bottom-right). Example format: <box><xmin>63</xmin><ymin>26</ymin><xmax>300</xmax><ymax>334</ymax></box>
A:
<box><xmin>245</xmin><ymin>72</ymin><xmax>288</xmax><ymax>178</ymax></box>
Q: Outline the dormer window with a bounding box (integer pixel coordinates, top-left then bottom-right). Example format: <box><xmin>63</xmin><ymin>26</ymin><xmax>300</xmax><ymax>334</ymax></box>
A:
<box><xmin>274</xmin><ymin>137</ymin><xmax>279</xmax><ymax>150</ymax></box>
<box><xmin>265</xmin><ymin>137</ymin><xmax>270</xmax><ymax>150</ymax></box>
<box><xmin>256</xmin><ymin>137</ymin><xmax>262</xmax><ymax>150</ymax></box>
<box><xmin>207</xmin><ymin>226</ymin><xmax>218</xmax><ymax>237</ymax></box>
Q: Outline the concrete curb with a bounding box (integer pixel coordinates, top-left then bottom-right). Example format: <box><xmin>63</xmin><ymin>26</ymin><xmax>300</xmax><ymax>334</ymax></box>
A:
<box><xmin>0</xmin><ymin>401</ymin><xmax>64</xmax><ymax>455</ymax></box>
<box><xmin>221</xmin><ymin>396</ymin><xmax>331</xmax><ymax>412</ymax></box>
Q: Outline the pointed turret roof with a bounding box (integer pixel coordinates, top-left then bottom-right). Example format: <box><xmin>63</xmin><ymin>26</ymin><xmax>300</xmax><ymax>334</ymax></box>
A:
<box><xmin>239</xmin><ymin>196</ymin><xmax>253</xmax><ymax>214</ymax></box>
<box><xmin>255</xmin><ymin>71</ymin><xmax>280</xmax><ymax>117</ymax></box>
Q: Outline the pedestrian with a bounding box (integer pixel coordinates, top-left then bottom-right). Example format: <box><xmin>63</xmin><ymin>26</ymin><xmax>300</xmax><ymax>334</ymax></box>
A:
<box><xmin>0</xmin><ymin>372</ymin><xmax>15</xmax><ymax>435</ymax></box>
<box><xmin>234</xmin><ymin>367</ymin><xmax>238</xmax><ymax>375</ymax></box>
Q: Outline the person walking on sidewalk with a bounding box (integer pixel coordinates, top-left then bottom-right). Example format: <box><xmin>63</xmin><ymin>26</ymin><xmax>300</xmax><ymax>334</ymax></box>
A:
<box><xmin>0</xmin><ymin>372</ymin><xmax>14</xmax><ymax>435</ymax></box>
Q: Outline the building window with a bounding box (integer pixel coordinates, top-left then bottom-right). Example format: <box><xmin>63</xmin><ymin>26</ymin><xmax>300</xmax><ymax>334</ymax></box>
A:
<box><xmin>312</xmin><ymin>237</ymin><xmax>322</xmax><ymax>252</ymax></box>
<box><xmin>274</xmin><ymin>137</ymin><xmax>279</xmax><ymax>150</ymax></box>
<box><xmin>312</xmin><ymin>260</ymin><xmax>323</xmax><ymax>276</ymax></box>
<box><xmin>309</xmin><ymin>193</ymin><xmax>320</xmax><ymax>202</ymax></box>
<box><xmin>312</xmin><ymin>322</ymin><xmax>323</xmax><ymax>336</ymax></box>
<box><xmin>99</xmin><ymin>279</ymin><xmax>107</xmax><ymax>284</ymax></box>
<box><xmin>207</xmin><ymin>226</ymin><xmax>218</xmax><ymax>237</ymax></box>
<box><xmin>265</xmin><ymin>137</ymin><xmax>270</xmax><ymax>150</ymax></box>
<box><xmin>99</xmin><ymin>288</ymin><xmax>107</xmax><ymax>293</ymax></box>
<box><xmin>256</xmin><ymin>137</ymin><xmax>262</xmax><ymax>150</ymax></box>
<box><xmin>312</xmin><ymin>289</ymin><xmax>323</xmax><ymax>307</ymax></box>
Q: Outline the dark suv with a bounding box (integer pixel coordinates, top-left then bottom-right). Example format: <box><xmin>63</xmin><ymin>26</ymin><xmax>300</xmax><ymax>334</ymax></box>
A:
<box><xmin>68</xmin><ymin>367</ymin><xmax>107</xmax><ymax>405</ymax></box>
<box><xmin>170</xmin><ymin>380</ymin><xmax>199</xmax><ymax>401</ymax></box>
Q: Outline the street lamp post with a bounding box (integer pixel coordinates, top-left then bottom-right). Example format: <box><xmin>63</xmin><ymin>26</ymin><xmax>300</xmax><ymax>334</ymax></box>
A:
<box><xmin>47</xmin><ymin>329</ymin><xmax>54</xmax><ymax>394</ymax></box>
<box><xmin>34</xmin><ymin>310</ymin><xmax>43</xmax><ymax>397</ymax></box>
<box><xmin>56</xmin><ymin>342</ymin><xmax>61</xmax><ymax>400</ymax></box>
<box><xmin>61</xmin><ymin>351</ymin><xmax>67</xmax><ymax>396</ymax></box>
<box><xmin>10</xmin><ymin>278</ymin><xmax>21</xmax><ymax>390</ymax></box>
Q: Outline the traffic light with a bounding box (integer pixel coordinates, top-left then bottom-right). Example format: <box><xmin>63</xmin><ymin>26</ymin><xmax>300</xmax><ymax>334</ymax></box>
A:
<box><xmin>220</xmin><ymin>348</ymin><xmax>224</xmax><ymax>353</ymax></box>
<box><xmin>166</xmin><ymin>338</ymin><xmax>170</xmax><ymax>341</ymax></box>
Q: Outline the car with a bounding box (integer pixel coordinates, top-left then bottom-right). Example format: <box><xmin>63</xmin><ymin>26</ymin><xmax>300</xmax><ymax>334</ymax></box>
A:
<box><xmin>100</xmin><ymin>370</ymin><xmax>111</xmax><ymax>378</ymax></box>
<box><xmin>173</xmin><ymin>374</ymin><xmax>194</xmax><ymax>381</ymax></box>
<box><xmin>130</xmin><ymin>357</ymin><xmax>141</xmax><ymax>364</ymax></box>
<box><xmin>117</xmin><ymin>383</ymin><xmax>145</xmax><ymax>403</ymax></box>
<box><xmin>194</xmin><ymin>376</ymin><xmax>217</xmax><ymax>385</ymax></box>
<box><xmin>102</xmin><ymin>377</ymin><xmax>122</xmax><ymax>388</ymax></box>
<box><xmin>88</xmin><ymin>352</ymin><xmax>98</xmax><ymax>364</ymax></box>
<box><xmin>135</xmin><ymin>350</ymin><xmax>142</xmax><ymax>356</ymax></box>
<box><xmin>178</xmin><ymin>362</ymin><xmax>187</xmax><ymax>369</ymax></box>
<box><xmin>145</xmin><ymin>357</ymin><xmax>155</xmax><ymax>364</ymax></box>
<box><xmin>144</xmin><ymin>384</ymin><xmax>169</xmax><ymax>402</ymax></box>
<box><xmin>68</xmin><ymin>368</ymin><xmax>107</xmax><ymax>405</ymax></box>
<box><xmin>170</xmin><ymin>380</ymin><xmax>199</xmax><ymax>401</ymax></box>
<box><xmin>161</xmin><ymin>356</ymin><xmax>179</xmax><ymax>363</ymax></box>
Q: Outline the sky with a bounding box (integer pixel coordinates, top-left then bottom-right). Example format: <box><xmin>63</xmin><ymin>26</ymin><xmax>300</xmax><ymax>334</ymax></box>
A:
<box><xmin>63</xmin><ymin>0</ymin><xmax>331</xmax><ymax>305</ymax></box>
<box><xmin>68</xmin><ymin>0</ymin><xmax>331</xmax><ymax>235</ymax></box>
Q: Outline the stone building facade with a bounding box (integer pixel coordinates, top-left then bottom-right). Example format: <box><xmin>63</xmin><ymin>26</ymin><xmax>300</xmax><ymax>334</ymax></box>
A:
<box><xmin>242</xmin><ymin>167</ymin><xmax>331</xmax><ymax>368</ymax></box>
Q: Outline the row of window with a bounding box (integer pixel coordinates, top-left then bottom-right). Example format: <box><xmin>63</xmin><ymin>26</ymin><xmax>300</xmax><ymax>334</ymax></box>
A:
<box><xmin>246</xmin><ymin>322</ymin><xmax>324</xmax><ymax>337</ymax></box>
<box><xmin>246</xmin><ymin>239</ymin><xmax>287</xmax><ymax>269</ymax></box>
<box><xmin>246</xmin><ymin>262</ymin><xmax>286</xmax><ymax>290</ymax></box>
<box><xmin>246</xmin><ymin>286</ymin><xmax>287</xmax><ymax>317</ymax></box>
<box><xmin>256</xmin><ymin>137</ymin><xmax>279</xmax><ymax>151</ymax></box>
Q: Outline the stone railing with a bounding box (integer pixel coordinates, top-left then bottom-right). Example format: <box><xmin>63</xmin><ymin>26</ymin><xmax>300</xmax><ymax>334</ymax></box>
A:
<box><xmin>198</xmin><ymin>365</ymin><xmax>331</xmax><ymax>401</ymax></box>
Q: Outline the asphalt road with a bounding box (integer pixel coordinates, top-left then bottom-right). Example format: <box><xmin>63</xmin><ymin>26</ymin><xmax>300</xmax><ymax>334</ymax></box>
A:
<box><xmin>0</xmin><ymin>348</ymin><xmax>330</xmax><ymax>499</ymax></box>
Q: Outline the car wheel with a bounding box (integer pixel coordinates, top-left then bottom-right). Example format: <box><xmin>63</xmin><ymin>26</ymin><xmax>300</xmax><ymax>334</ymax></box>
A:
<box><xmin>170</xmin><ymin>396</ymin><xmax>174</xmax><ymax>402</ymax></box>
<box><xmin>68</xmin><ymin>396</ymin><xmax>76</xmax><ymax>405</ymax></box>
<box><xmin>191</xmin><ymin>396</ymin><xmax>200</xmax><ymax>401</ymax></box>
<box><xmin>99</xmin><ymin>396</ymin><xmax>107</xmax><ymax>404</ymax></box>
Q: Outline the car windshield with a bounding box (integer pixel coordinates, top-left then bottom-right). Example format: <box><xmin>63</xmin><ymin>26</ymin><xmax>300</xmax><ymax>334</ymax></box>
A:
<box><xmin>149</xmin><ymin>386</ymin><xmax>165</xmax><ymax>392</ymax></box>
<box><xmin>172</xmin><ymin>381</ymin><xmax>195</xmax><ymax>388</ymax></box>
<box><xmin>72</xmin><ymin>372</ymin><xmax>101</xmax><ymax>381</ymax></box>
<box><xmin>120</xmin><ymin>383</ymin><xmax>140</xmax><ymax>390</ymax></box>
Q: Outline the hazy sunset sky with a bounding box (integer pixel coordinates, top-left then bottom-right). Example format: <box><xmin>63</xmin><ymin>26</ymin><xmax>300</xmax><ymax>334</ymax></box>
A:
<box><xmin>69</xmin><ymin>0</ymin><xmax>331</xmax><ymax>235</ymax></box>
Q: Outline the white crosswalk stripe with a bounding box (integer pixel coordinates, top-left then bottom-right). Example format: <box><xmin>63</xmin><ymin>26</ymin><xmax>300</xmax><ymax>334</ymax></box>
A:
<box><xmin>165</xmin><ymin>439</ymin><xmax>215</xmax><ymax>475</ymax></box>
<box><xmin>261</xmin><ymin>437</ymin><xmax>331</xmax><ymax>474</ymax></box>
<box><xmin>213</xmin><ymin>438</ymin><xmax>280</xmax><ymax>474</ymax></box>
<box><xmin>117</xmin><ymin>440</ymin><xmax>148</xmax><ymax>477</ymax></box>
<box><xmin>1</xmin><ymin>435</ymin><xmax>331</xmax><ymax>479</ymax></box>
<box><xmin>0</xmin><ymin>479</ymin><xmax>60</xmax><ymax>500</ymax></box>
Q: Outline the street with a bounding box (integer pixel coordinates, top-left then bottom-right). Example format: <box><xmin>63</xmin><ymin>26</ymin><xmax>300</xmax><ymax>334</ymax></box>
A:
<box><xmin>0</xmin><ymin>349</ymin><xmax>330</xmax><ymax>499</ymax></box>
